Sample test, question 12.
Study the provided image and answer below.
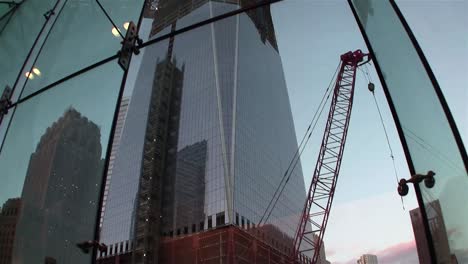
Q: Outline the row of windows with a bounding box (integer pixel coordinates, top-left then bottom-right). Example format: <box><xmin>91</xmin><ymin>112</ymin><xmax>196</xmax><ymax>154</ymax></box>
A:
<box><xmin>0</xmin><ymin>208</ymin><xmax>18</xmax><ymax>216</ymax></box>
<box><xmin>98</xmin><ymin>240</ymin><xmax>132</xmax><ymax>258</ymax></box>
<box><xmin>162</xmin><ymin>211</ymin><xmax>226</xmax><ymax>238</ymax></box>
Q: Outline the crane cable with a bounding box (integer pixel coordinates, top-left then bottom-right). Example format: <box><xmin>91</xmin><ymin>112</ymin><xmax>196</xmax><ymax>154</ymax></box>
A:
<box><xmin>361</xmin><ymin>66</ymin><xmax>405</xmax><ymax>210</ymax></box>
<box><xmin>261</xmin><ymin>61</ymin><xmax>341</xmax><ymax>226</ymax></box>
<box><xmin>264</xmin><ymin>77</ymin><xmax>335</xmax><ymax>225</ymax></box>
<box><xmin>257</xmin><ymin>60</ymin><xmax>341</xmax><ymax>228</ymax></box>
<box><xmin>236</xmin><ymin>61</ymin><xmax>341</xmax><ymax>260</ymax></box>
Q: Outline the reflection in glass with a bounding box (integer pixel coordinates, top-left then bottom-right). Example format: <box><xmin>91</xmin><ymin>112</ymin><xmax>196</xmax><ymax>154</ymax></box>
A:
<box><xmin>100</xmin><ymin>97</ymin><xmax>131</xmax><ymax>228</ymax></box>
<box><xmin>14</xmin><ymin>108</ymin><xmax>104</xmax><ymax>263</ymax></box>
<box><xmin>100</xmin><ymin>38</ymin><xmax>171</xmax><ymax>262</ymax></box>
<box><xmin>351</xmin><ymin>0</ymin><xmax>468</xmax><ymax>262</ymax></box>
<box><xmin>0</xmin><ymin>198</ymin><xmax>21</xmax><ymax>264</ymax></box>
<box><xmin>100</xmin><ymin>1</ymin><xmax>308</xmax><ymax>262</ymax></box>
<box><xmin>0</xmin><ymin>0</ymin><xmax>56</xmax><ymax>95</ymax></box>
<box><xmin>0</xmin><ymin>2</ymin><xmax>16</xmax><ymax>21</ymax></box>
<box><xmin>163</xmin><ymin>140</ymin><xmax>208</xmax><ymax>233</ymax></box>
<box><xmin>0</xmin><ymin>60</ymin><xmax>122</xmax><ymax>263</ymax></box>
<box><xmin>19</xmin><ymin>0</ymin><xmax>126</xmax><ymax>98</ymax></box>
<box><xmin>410</xmin><ymin>200</ymin><xmax>452</xmax><ymax>263</ymax></box>
<box><xmin>98</xmin><ymin>0</ymin><xmax>145</xmax><ymax>35</ymax></box>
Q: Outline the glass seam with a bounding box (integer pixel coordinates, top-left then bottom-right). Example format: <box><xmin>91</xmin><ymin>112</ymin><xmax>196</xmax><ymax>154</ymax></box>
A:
<box><xmin>3</xmin><ymin>0</ymin><xmax>61</xmax><ymax>102</ymax></box>
<box><xmin>0</xmin><ymin>3</ymin><xmax>17</xmax><ymax>23</ymax></box>
<box><xmin>11</xmin><ymin>54</ymin><xmax>119</xmax><ymax>109</ymax></box>
<box><xmin>15</xmin><ymin>0</ymin><xmax>69</xmax><ymax>102</ymax></box>
<box><xmin>95</xmin><ymin>0</ymin><xmax>124</xmax><ymax>39</ymax></box>
<box><xmin>92</xmin><ymin>0</ymin><xmax>147</xmax><ymax>260</ymax></box>
<box><xmin>0</xmin><ymin>54</ymin><xmax>119</xmax><ymax>154</ymax></box>
<box><xmin>92</xmin><ymin>58</ymin><xmax>129</xmax><ymax>263</ymax></box>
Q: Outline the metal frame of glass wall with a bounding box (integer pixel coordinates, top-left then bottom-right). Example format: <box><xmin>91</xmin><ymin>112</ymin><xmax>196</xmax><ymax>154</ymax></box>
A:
<box><xmin>0</xmin><ymin>0</ymin><xmax>466</xmax><ymax>263</ymax></box>
<box><xmin>349</xmin><ymin>1</ymin><xmax>468</xmax><ymax>263</ymax></box>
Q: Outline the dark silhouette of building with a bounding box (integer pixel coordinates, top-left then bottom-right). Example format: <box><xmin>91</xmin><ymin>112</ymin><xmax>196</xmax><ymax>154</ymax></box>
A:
<box><xmin>410</xmin><ymin>200</ymin><xmax>452</xmax><ymax>264</ymax></box>
<box><xmin>12</xmin><ymin>108</ymin><xmax>104</xmax><ymax>264</ymax></box>
<box><xmin>0</xmin><ymin>198</ymin><xmax>21</xmax><ymax>264</ymax></box>
<box><xmin>130</xmin><ymin>56</ymin><xmax>185</xmax><ymax>263</ymax></box>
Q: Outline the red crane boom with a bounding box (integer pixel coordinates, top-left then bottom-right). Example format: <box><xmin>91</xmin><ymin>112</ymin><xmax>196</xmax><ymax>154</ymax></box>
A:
<box><xmin>292</xmin><ymin>50</ymin><xmax>370</xmax><ymax>263</ymax></box>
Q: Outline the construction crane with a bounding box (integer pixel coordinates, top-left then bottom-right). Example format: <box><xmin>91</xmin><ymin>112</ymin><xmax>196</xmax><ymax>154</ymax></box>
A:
<box><xmin>292</xmin><ymin>50</ymin><xmax>371</xmax><ymax>264</ymax></box>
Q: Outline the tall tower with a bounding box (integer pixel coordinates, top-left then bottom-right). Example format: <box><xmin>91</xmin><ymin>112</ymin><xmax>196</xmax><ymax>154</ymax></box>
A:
<box><xmin>131</xmin><ymin>57</ymin><xmax>185</xmax><ymax>263</ymax></box>
<box><xmin>101</xmin><ymin>1</ymin><xmax>308</xmax><ymax>263</ymax></box>
<box><xmin>410</xmin><ymin>200</ymin><xmax>452</xmax><ymax>264</ymax></box>
<box><xmin>100</xmin><ymin>97</ymin><xmax>131</xmax><ymax>228</ymax></box>
<box><xmin>0</xmin><ymin>198</ymin><xmax>21</xmax><ymax>264</ymax></box>
<box><xmin>13</xmin><ymin>108</ymin><xmax>104</xmax><ymax>264</ymax></box>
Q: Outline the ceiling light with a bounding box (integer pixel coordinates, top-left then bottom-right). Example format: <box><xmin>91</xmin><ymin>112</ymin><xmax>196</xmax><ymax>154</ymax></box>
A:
<box><xmin>25</xmin><ymin>72</ymin><xmax>34</xmax><ymax>79</ymax></box>
<box><xmin>32</xmin><ymin>67</ymin><xmax>41</xmax><ymax>76</ymax></box>
<box><xmin>112</xmin><ymin>27</ymin><xmax>120</xmax><ymax>37</ymax></box>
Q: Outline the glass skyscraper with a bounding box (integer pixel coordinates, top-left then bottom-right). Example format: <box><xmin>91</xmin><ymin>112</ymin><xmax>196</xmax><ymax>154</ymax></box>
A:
<box><xmin>100</xmin><ymin>97</ymin><xmax>131</xmax><ymax>228</ymax></box>
<box><xmin>101</xmin><ymin>0</ymin><xmax>308</xmax><ymax>262</ymax></box>
<box><xmin>1</xmin><ymin>0</ymin><xmax>466</xmax><ymax>263</ymax></box>
<box><xmin>9</xmin><ymin>109</ymin><xmax>103</xmax><ymax>264</ymax></box>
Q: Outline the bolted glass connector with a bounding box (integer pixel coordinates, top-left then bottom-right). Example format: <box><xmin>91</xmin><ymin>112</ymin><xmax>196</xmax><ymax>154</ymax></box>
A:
<box><xmin>368</xmin><ymin>82</ymin><xmax>375</xmax><ymax>92</ymax></box>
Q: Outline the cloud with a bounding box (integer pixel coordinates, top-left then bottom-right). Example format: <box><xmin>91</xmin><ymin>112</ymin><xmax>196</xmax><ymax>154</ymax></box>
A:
<box><xmin>334</xmin><ymin>240</ymin><xmax>418</xmax><ymax>264</ymax></box>
<box><xmin>324</xmin><ymin>192</ymin><xmax>418</xmax><ymax>262</ymax></box>
<box><xmin>333</xmin><ymin>259</ymin><xmax>356</xmax><ymax>264</ymax></box>
<box><xmin>376</xmin><ymin>240</ymin><xmax>418</xmax><ymax>264</ymax></box>
<box><xmin>326</xmin><ymin>249</ymin><xmax>336</xmax><ymax>257</ymax></box>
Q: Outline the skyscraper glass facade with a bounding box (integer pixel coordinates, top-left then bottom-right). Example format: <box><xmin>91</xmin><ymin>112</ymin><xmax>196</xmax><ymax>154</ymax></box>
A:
<box><xmin>0</xmin><ymin>0</ymin><xmax>466</xmax><ymax>263</ymax></box>
<box><xmin>100</xmin><ymin>1</ymin><xmax>307</xmax><ymax>261</ymax></box>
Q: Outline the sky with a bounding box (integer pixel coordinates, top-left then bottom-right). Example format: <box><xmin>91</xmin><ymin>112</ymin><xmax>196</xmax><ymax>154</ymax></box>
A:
<box><xmin>0</xmin><ymin>0</ymin><xmax>465</xmax><ymax>263</ymax></box>
<box><xmin>270</xmin><ymin>0</ymin><xmax>467</xmax><ymax>263</ymax></box>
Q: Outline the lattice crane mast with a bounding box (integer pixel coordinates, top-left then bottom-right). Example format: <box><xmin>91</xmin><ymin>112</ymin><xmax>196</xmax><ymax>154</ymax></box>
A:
<box><xmin>292</xmin><ymin>50</ymin><xmax>371</xmax><ymax>264</ymax></box>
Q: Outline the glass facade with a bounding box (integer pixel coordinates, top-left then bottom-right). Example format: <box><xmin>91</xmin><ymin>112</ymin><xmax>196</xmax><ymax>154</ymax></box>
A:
<box><xmin>0</xmin><ymin>0</ymin><xmax>56</xmax><ymax>95</ymax></box>
<box><xmin>100</xmin><ymin>1</ymin><xmax>307</xmax><ymax>261</ymax></box>
<box><xmin>0</xmin><ymin>0</ymin><xmax>138</xmax><ymax>262</ymax></box>
<box><xmin>350</xmin><ymin>0</ymin><xmax>468</xmax><ymax>263</ymax></box>
<box><xmin>0</xmin><ymin>59</ymin><xmax>123</xmax><ymax>263</ymax></box>
<box><xmin>0</xmin><ymin>0</ymin><xmax>466</xmax><ymax>263</ymax></box>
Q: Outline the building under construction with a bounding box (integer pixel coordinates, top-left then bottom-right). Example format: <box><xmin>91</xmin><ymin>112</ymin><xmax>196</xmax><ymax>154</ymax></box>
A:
<box><xmin>99</xmin><ymin>0</ymin><xmax>320</xmax><ymax>263</ymax></box>
<box><xmin>98</xmin><ymin>225</ymin><xmax>329</xmax><ymax>264</ymax></box>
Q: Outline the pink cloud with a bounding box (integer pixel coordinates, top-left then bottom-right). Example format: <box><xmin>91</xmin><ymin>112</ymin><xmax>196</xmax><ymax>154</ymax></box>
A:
<box><xmin>334</xmin><ymin>240</ymin><xmax>418</xmax><ymax>264</ymax></box>
<box><xmin>334</xmin><ymin>260</ymin><xmax>355</xmax><ymax>264</ymax></box>
<box><xmin>376</xmin><ymin>240</ymin><xmax>418</xmax><ymax>264</ymax></box>
<box><xmin>326</xmin><ymin>249</ymin><xmax>336</xmax><ymax>257</ymax></box>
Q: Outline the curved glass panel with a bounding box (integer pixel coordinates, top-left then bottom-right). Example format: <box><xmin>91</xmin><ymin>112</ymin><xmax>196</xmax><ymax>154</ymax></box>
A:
<box><xmin>99</xmin><ymin>1</ymin><xmax>418</xmax><ymax>263</ymax></box>
<box><xmin>0</xmin><ymin>59</ymin><xmax>122</xmax><ymax>264</ymax></box>
<box><xmin>0</xmin><ymin>2</ymin><xmax>17</xmax><ymax>19</ymax></box>
<box><xmin>142</xmin><ymin>0</ymin><xmax>277</xmax><ymax>39</ymax></box>
<box><xmin>396</xmin><ymin>0</ymin><xmax>468</xmax><ymax>148</ymax></box>
<box><xmin>0</xmin><ymin>0</ymin><xmax>56</xmax><ymax>95</ymax></box>
<box><xmin>351</xmin><ymin>0</ymin><xmax>468</xmax><ymax>263</ymax></box>
<box><xmin>98</xmin><ymin>0</ymin><xmax>145</xmax><ymax>33</ymax></box>
<box><xmin>0</xmin><ymin>0</ymin><xmax>442</xmax><ymax>263</ymax></box>
<box><xmin>99</xmin><ymin>34</ymin><xmax>172</xmax><ymax>263</ymax></box>
<box><xmin>19</xmin><ymin>0</ymin><xmax>126</xmax><ymax>98</ymax></box>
